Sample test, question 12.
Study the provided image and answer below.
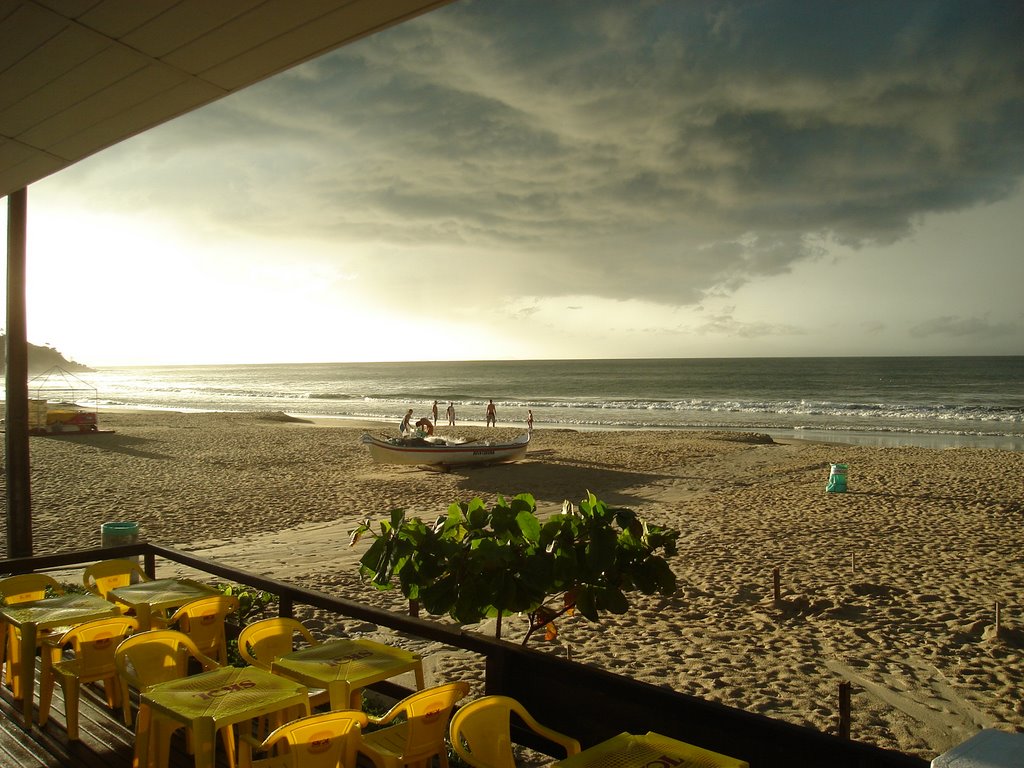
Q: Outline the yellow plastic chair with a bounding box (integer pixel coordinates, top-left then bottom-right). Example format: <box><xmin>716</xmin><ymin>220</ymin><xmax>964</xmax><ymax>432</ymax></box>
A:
<box><xmin>449</xmin><ymin>695</ymin><xmax>581</xmax><ymax>768</ymax></box>
<box><xmin>38</xmin><ymin>615</ymin><xmax>140</xmax><ymax>739</ymax></box>
<box><xmin>358</xmin><ymin>681</ymin><xmax>470</xmax><ymax>768</ymax></box>
<box><xmin>0</xmin><ymin>573</ymin><xmax>65</xmax><ymax>696</ymax></box>
<box><xmin>114</xmin><ymin>629</ymin><xmax>236</xmax><ymax>768</ymax></box>
<box><xmin>238</xmin><ymin>617</ymin><xmax>320</xmax><ymax>669</ymax></box>
<box><xmin>238</xmin><ymin>617</ymin><xmax>330</xmax><ymax>711</ymax></box>
<box><xmin>238</xmin><ymin>709</ymin><xmax>369</xmax><ymax>768</ymax></box>
<box><xmin>155</xmin><ymin>594</ymin><xmax>239</xmax><ymax>665</ymax></box>
<box><xmin>82</xmin><ymin>558</ymin><xmax>151</xmax><ymax>599</ymax></box>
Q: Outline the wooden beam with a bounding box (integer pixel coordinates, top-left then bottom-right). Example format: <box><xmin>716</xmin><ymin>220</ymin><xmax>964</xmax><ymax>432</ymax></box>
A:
<box><xmin>5</xmin><ymin>187</ymin><xmax>32</xmax><ymax>558</ymax></box>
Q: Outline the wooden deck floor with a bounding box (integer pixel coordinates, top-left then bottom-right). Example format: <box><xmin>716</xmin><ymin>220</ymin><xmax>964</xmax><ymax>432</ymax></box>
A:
<box><xmin>0</xmin><ymin>662</ymin><xmax>231</xmax><ymax>768</ymax></box>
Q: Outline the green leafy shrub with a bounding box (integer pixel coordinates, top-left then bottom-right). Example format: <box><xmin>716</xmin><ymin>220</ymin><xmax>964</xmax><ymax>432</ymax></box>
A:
<box><xmin>351</xmin><ymin>491</ymin><xmax>679</xmax><ymax>644</ymax></box>
<box><xmin>213</xmin><ymin>582</ymin><xmax>277</xmax><ymax>666</ymax></box>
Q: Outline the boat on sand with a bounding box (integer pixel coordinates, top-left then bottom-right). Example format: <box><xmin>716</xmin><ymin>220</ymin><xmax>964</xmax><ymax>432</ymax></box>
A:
<box><xmin>361</xmin><ymin>432</ymin><xmax>529</xmax><ymax>468</ymax></box>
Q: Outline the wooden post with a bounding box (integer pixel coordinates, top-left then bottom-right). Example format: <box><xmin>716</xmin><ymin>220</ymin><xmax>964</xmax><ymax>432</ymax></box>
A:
<box><xmin>995</xmin><ymin>601</ymin><xmax>1002</xmax><ymax>638</ymax></box>
<box><xmin>5</xmin><ymin>188</ymin><xmax>33</xmax><ymax>558</ymax></box>
<box><xmin>838</xmin><ymin>681</ymin><xmax>851</xmax><ymax>738</ymax></box>
<box><xmin>409</xmin><ymin>599</ymin><xmax>420</xmax><ymax>618</ymax></box>
<box><xmin>773</xmin><ymin>567</ymin><xmax>781</xmax><ymax>603</ymax></box>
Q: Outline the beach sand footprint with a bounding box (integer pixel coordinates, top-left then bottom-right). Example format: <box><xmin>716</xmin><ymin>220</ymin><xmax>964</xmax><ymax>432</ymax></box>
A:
<box><xmin>822</xmin><ymin>647</ymin><xmax>995</xmax><ymax>755</ymax></box>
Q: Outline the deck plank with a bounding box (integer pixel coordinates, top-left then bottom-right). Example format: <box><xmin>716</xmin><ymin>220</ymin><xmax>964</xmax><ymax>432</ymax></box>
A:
<box><xmin>0</xmin><ymin>662</ymin><xmax>231</xmax><ymax>768</ymax></box>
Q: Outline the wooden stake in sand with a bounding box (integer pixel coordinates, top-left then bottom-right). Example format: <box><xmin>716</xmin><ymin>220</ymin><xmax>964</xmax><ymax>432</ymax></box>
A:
<box><xmin>773</xmin><ymin>567</ymin><xmax>781</xmax><ymax>603</ymax></box>
<box><xmin>995</xmin><ymin>601</ymin><xmax>1002</xmax><ymax>638</ymax></box>
<box><xmin>838</xmin><ymin>681</ymin><xmax>852</xmax><ymax>739</ymax></box>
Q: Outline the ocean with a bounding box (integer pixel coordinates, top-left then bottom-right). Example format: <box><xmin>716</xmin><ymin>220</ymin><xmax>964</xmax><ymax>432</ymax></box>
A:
<box><xmin>27</xmin><ymin>357</ymin><xmax>1024</xmax><ymax>451</ymax></box>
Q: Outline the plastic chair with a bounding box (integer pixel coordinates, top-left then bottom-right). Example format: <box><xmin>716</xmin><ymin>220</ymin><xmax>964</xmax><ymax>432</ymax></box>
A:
<box><xmin>38</xmin><ymin>615</ymin><xmax>140</xmax><ymax>739</ymax></box>
<box><xmin>0</xmin><ymin>573</ymin><xmax>65</xmax><ymax>696</ymax></box>
<box><xmin>449</xmin><ymin>695</ymin><xmax>581</xmax><ymax>768</ymax></box>
<box><xmin>155</xmin><ymin>594</ymin><xmax>239</xmax><ymax>665</ymax></box>
<box><xmin>238</xmin><ymin>617</ymin><xmax>330</xmax><ymax>710</ymax></box>
<box><xmin>114</xmin><ymin>629</ymin><xmax>235</xmax><ymax>768</ymax></box>
<box><xmin>82</xmin><ymin>558</ymin><xmax>151</xmax><ymax>598</ymax></box>
<box><xmin>238</xmin><ymin>617</ymin><xmax>320</xmax><ymax>669</ymax></box>
<box><xmin>238</xmin><ymin>709</ymin><xmax>369</xmax><ymax>768</ymax></box>
<box><xmin>358</xmin><ymin>681</ymin><xmax>470</xmax><ymax>768</ymax></box>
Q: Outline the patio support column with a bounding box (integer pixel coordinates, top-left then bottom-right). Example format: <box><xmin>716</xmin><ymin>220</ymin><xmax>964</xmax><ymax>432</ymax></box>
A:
<box><xmin>6</xmin><ymin>187</ymin><xmax>32</xmax><ymax>558</ymax></box>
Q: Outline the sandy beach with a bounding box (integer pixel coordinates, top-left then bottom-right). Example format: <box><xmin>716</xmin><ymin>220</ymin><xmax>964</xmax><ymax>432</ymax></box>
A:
<box><xmin>10</xmin><ymin>409</ymin><xmax>1024</xmax><ymax>760</ymax></box>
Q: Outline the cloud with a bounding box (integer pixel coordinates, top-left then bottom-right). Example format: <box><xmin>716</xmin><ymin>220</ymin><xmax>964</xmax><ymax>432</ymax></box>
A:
<box><xmin>48</xmin><ymin>0</ymin><xmax>1024</xmax><ymax>310</ymax></box>
<box><xmin>694</xmin><ymin>308</ymin><xmax>804</xmax><ymax>339</ymax></box>
<box><xmin>909</xmin><ymin>314</ymin><xmax>1018</xmax><ymax>339</ymax></box>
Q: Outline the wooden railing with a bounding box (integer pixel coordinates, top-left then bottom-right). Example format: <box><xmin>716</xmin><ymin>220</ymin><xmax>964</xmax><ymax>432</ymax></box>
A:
<box><xmin>0</xmin><ymin>543</ymin><xmax>927</xmax><ymax>768</ymax></box>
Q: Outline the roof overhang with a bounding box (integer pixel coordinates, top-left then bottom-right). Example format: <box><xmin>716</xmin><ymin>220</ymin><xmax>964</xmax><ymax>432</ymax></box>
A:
<box><xmin>0</xmin><ymin>0</ymin><xmax>454</xmax><ymax>199</ymax></box>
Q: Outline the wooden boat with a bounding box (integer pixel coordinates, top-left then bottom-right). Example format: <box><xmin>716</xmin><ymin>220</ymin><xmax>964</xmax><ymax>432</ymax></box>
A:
<box><xmin>361</xmin><ymin>432</ymin><xmax>530</xmax><ymax>468</ymax></box>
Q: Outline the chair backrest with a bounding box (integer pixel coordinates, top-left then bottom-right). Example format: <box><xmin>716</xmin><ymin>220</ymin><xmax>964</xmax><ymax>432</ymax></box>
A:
<box><xmin>0</xmin><ymin>573</ymin><xmax>64</xmax><ymax>604</ymax></box>
<box><xmin>114</xmin><ymin>628</ymin><xmax>219</xmax><ymax>690</ymax></box>
<box><xmin>238</xmin><ymin>617</ymin><xmax>320</xmax><ymax>670</ymax></box>
<box><xmin>262</xmin><ymin>710</ymin><xmax>369</xmax><ymax>768</ymax></box>
<box><xmin>55</xmin><ymin>616</ymin><xmax>140</xmax><ymax>676</ymax></box>
<box><xmin>166</xmin><ymin>595</ymin><xmax>239</xmax><ymax>664</ymax></box>
<box><xmin>82</xmin><ymin>559</ymin><xmax>150</xmax><ymax>598</ymax></box>
<box><xmin>449</xmin><ymin>695</ymin><xmax>581</xmax><ymax>768</ymax></box>
<box><xmin>384</xmin><ymin>681</ymin><xmax>470</xmax><ymax>763</ymax></box>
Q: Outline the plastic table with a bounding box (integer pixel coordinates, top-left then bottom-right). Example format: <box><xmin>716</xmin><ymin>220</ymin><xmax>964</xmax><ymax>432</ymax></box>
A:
<box><xmin>137</xmin><ymin>665</ymin><xmax>309</xmax><ymax>768</ymax></box>
<box><xmin>107</xmin><ymin>577</ymin><xmax>221</xmax><ymax>628</ymax></box>
<box><xmin>271</xmin><ymin>637</ymin><xmax>425</xmax><ymax>709</ymax></box>
<box><xmin>553</xmin><ymin>731</ymin><xmax>749</xmax><ymax>768</ymax></box>
<box><xmin>0</xmin><ymin>592</ymin><xmax>122</xmax><ymax>726</ymax></box>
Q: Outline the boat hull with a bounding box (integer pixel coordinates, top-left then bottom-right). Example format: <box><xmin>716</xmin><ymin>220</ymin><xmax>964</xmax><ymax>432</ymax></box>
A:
<box><xmin>361</xmin><ymin>432</ymin><xmax>529</xmax><ymax>467</ymax></box>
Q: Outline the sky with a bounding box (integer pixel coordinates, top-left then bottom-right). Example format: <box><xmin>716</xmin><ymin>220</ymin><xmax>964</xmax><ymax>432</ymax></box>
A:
<box><xmin>3</xmin><ymin>0</ymin><xmax>1024</xmax><ymax>366</ymax></box>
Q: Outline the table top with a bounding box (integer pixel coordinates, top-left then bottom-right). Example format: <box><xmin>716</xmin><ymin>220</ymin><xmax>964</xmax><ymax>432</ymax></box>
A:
<box><xmin>554</xmin><ymin>732</ymin><xmax>748</xmax><ymax>768</ymax></box>
<box><xmin>0</xmin><ymin>592</ymin><xmax>121</xmax><ymax>629</ymax></box>
<box><xmin>142</xmin><ymin>666</ymin><xmax>308</xmax><ymax>726</ymax></box>
<box><xmin>108</xmin><ymin>577</ymin><xmax>220</xmax><ymax>607</ymax></box>
<box><xmin>272</xmin><ymin>637</ymin><xmax>421</xmax><ymax>686</ymax></box>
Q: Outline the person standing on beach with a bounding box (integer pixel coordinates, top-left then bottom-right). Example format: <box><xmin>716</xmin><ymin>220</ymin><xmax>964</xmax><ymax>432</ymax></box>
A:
<box><xmin>400</xmin><ymin>408</ymin><xmax>414</xmax><ymax>435</ymax></box>
<box><xmin>527</xmin><ymin>409</ymin><xmax>534</xmax><ymax>433</ymax></box>
<box><xmin>432</xmin><ymin>400</ymin><xmax>439</xmax><ymax>424</ymax></box>
<box><xmin>486</xmin><ymin>399</ymin><xmax>497</xmax><ymax>427</ymax></box>
<box><xmin>446</xmin><ymin>402</ymin><xmax>456</xmax><ymax>426</ymax></box>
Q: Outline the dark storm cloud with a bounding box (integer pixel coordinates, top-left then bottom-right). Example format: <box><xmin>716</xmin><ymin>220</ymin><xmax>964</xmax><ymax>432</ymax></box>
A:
<box><xmin>58</xmin><ymin>0</ymin><xmax>1024</xmax><ymax>306</ymax></box>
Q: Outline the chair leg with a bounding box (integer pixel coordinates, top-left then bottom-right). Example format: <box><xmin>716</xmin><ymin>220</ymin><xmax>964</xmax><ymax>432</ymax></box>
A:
<box><xmin>64</xmin><ymin>677</ymin><xmax>81</xmax><ymax>740</ymax></box>
<box><xmin>38</xmin><ymin>657</ymin><xmax>55</xmax><ymax>726</ymax></box>
<box><xmin>220</xmin><ymin>725</ymin><xmax>237</xmax><ymax>768</ymax></box>
<box><xmin>133</xmin><ymin>703</ymin><xmax>152</xmax><ymax>768</ymax></box>
<box><xmin>121</xmin><ymin>679</ymin><xmax>134</xmax><ymax>726</ymax></box>
<box><xmin>102</xmin><ymin>675</ymin><xmax>120</xmax><ymax>709</ymax></box>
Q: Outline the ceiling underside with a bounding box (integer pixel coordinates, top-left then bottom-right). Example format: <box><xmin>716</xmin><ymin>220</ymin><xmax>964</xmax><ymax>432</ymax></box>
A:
<box><xmin>0</xmin><ymin>0</ymin><xmax>453</xmax><ymax>199</ymax></box>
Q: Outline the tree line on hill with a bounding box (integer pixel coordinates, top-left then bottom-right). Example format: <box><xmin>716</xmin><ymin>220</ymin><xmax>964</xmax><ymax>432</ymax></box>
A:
<box><xmin>0</xmin><ymin>334</ymin><xmax>93</xmax><ymax>374</ymax></box>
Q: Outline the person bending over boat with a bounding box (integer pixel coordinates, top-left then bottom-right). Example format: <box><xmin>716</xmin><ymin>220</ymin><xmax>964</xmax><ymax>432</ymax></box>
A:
<box><xmin>415</xmin><ymin>417</ymin><xmax>435</xmax><ymax>436</ymax></box>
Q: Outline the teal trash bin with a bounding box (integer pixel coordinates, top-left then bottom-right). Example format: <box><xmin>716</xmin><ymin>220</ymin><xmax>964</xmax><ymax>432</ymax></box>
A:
<box><xmin>826</xmin><ymin>463</ymin><xmax>848</xmax><ymax>493</ymax></box>
<box><xmin>100</xmin><ymin>521</ymin><xmax>139</xmax><ymax>548</ymax></box>
<box><xmin>100</xmin><ymin>522</ymin><xmax>142</xmax><ymax>575</ymax></box>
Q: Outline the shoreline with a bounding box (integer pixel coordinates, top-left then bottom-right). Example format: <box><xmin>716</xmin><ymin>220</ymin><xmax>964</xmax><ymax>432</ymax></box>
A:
<box><xmin>88</xmin><ymin>404</ymin><xmax>1024</xmax><ymax>451</ymax></box>
<box><xmin>13</xmin><ymin>409</ymin><xmax>1024</xmax><ymax>760</ymax></box>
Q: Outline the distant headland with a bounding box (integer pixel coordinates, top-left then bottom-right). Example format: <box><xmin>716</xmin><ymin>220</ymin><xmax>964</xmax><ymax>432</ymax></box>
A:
<box><xmin>0</xmin><ymin>335</ymin><xmax>93</xmax><ymax>375</ymax></box>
